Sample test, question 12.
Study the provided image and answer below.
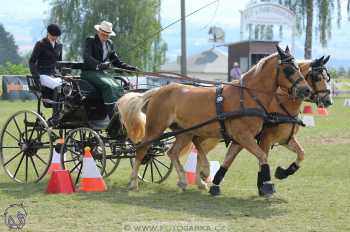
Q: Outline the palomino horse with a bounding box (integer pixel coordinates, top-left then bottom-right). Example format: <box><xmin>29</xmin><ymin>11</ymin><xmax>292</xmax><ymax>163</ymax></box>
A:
<box><xmin>117</xmin><ymin>46</ymin><xmax>311</xmax><ymax>196</ymax></box>
<box><xmin>191</xmin><ymin>56</ymin><xmax>333</xmax><ymax>196</ymax></box>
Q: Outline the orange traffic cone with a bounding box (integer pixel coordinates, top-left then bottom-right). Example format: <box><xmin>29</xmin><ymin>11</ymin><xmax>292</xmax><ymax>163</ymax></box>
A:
<box><xmin>79</xmin><ymin>147</ymin><xmax>107</xmax><ymax>192</ymax></box>
<box><xmin>303</xmin><ymin>105</ymin><xmax>313</xmax><ymax>114</ymax></box>
<box><xmin>183</xmin><ymin>146</ymin><xmax>197</xmax><ymax>185</ymax></box>
<box><xmin>317</xmin><ymin>107</ymin><xmax>329</xmax><ymax>116</ymax></box>
<box><xmin>46</xmin><ymin>170</ymin><xmax>75</xmax><ymax>194</ymax></box>
<box><xmin>48</xmin><ymin>138</ymin><xmax>64</xmax><ymax>174</ymax></box>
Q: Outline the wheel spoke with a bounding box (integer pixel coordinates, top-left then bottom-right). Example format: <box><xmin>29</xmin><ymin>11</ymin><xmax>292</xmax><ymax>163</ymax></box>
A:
<box><xmin>152</xmin><ymin>160</ymin><xmax>163</xmax><ymax>180</ymax></box>
<box><xmin>150</xmin><ymin>160</ymin><xmax>154</xmax><ymax>182</ymax></box>
<box><xmin>1</xmin><ymin>146</ymin><xmax>21</xmax><ymax>149</ymax></box>
<box><xmin>63</xmin><ymin>159</ymin><xmax>79</xmax><ymax>164</ymax></box>
<box><xmin>34</xmin><ymin>154</ymin><xmax>47</xmax><ymax>165</ymax></box>
<box><xmin>70</xmin><ymin>161</ymin><xmax>82</xmax><ymax>173</ymax></box>
<box><xmin>12</xmin><ymin>117</ymin><xmax>23</xmax><ymax>137</ymax></box>
<box><xmin>13</xmin><ymin>153</ymin><xmax>25</xmax><ymax>179</ymax></box>
<box><xmin>5</xmin><ymin>130</ymin><xmax>20</xmax><ymax>143</ymax></box>
<box><xmin>24</xmin><ymin>112</ymin><xmax>28</xmax><ymax>141</ymax></box>
<box><xmin>142</xmin><ymin>162</ymin><xmax>149</xmax><ymax>180</ymax></box>
<box><xmin>4</xmin><ymin>150</ymin><xmax>24</xmax><ymax>166</ymax></box>
<box><xmin>66</xmin><ymin>148</ymin><xmax>82</xmax><ymax>156</ymax></box>
<box><xmin>154</xmin><ymin>158</ymin><xmax>170</xmax><ymax>169</ymax></box>
<box><xmin>28</xmin><ymin>120</ymin><xmax>38</xmax><ymax>141</ymax></box>
<box><xmin>75</xmin><ymin>165</ymin><xmax>82</xmax><ymax>186</ymax></box>
<box><xmin>25</xmin><ymin>155</ymin><xmax>29</xmax><ymax>183</ymax></box>
<box><xmin>29</xmin><ymin>156</ymin><xmax>40</xmax><ymax>178</ymax></box>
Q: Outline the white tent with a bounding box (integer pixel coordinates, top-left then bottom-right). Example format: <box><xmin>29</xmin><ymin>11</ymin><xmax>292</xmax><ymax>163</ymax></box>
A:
<box><xmin>160</xmin><ymin>48</ymin><xmax>228</xmax><ymax>81</ymax></box>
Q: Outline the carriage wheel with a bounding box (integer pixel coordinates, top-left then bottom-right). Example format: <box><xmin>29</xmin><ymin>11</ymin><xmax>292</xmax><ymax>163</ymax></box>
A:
<box><xmin>130</xmin><ymin>138</ymin><xmax>174</xmax><ymax>184</ymax></box>
<box><xmin>0</xmin><ymin>110</ymin><xmax>53</xmax><ymax>183</ymax></box>
<box><xmin>61</xmin><ymin>128</ymin><xmax>106</xmax><ymax>186</ymax></box>
<box><xmin>103</xmin><ymin>143</ymin><xmax>121</xmax><ymax>177</ymax></box>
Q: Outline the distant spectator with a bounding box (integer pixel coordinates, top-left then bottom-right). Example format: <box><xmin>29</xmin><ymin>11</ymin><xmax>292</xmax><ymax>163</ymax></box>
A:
<box><xmin>229</xmin><ymin>62</ymin><xmax>241</xmax><ymax>81</ymax></box>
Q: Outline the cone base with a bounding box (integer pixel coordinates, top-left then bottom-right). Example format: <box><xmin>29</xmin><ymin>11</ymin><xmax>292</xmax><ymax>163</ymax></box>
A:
<box><xmin>186</xmin><ymin>172</ymin><xmax>196</xmax><ymax>185</ymax></box>
<box><xmin>79</xmin><ymin>178</ymin><xmax>107</xmax><ymax>192</ymax></box>
<box><xmin>47</xmin><ymin>170</ymin><xmax>75</xmax><ymax>194</ymax></box>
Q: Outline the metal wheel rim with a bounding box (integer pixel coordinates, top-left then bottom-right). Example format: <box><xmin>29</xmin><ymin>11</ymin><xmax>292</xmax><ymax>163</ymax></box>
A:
<box><xmin>61</xmin><ymin>127</ymin><xmax>106</xmax><ymax>186</ymax></box>
<box><xmin>0</xmin><ymin>110</ymin><xmax>53</xmax><ymax>183</ymax></box>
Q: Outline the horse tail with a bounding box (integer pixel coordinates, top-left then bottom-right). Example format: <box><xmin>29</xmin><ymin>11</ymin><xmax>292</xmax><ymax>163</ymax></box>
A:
<box><xmin>116</xmin><ymin>88</ymin><xmax>159</xmax><ymax>143</ymax></box>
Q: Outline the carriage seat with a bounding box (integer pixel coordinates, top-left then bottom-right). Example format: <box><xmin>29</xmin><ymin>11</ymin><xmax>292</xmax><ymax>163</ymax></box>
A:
<box><xmin>26</xmin><ymin>75</ymin><xmax>57</xmax><ymax>107</ymax></box>
<box><xmin>56</xmin><ymin>61</ymin><xmax>84</xmax><ymax>75</ymax></box>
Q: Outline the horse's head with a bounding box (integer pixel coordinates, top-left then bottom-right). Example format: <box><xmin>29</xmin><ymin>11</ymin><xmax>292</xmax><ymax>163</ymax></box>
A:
<box><xmin>275</xmin><ymin>45</ymin><xmax>311</xmax><ymax>99</ymax></box>
<box><xmin>303</xmin><ymin>56</ymin><xmax>333</xmax><ymax>108</ymax></box>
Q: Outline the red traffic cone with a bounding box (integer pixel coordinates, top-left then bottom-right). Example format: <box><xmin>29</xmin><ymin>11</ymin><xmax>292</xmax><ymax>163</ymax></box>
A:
<box><xmin>79</xmin><ymin>147</ymin><xmax>107</xmax><ymax>192</ymax></box>
<box><xmin>317</xmin><ymin>107</ymin><xmax>329</xmax><ymax>116</ymax></box>
<box><xmin>303</xmin><ymin>105</ymin><xmax>313</xmax><ymax>114</ymax></box>
<box><xmin>48</xmin><ymin>138</ymin><xmax>64</xmax><ymax>174</ymax></box>
<box><xmin>47</xmin><ymin>170</ymin><xmax>75</xmax><ymax>194</ymax></box>
<box><xmin>183</xmin><ymin>146</ymin><xmax>197</xmax><ymax>185</ymax></box>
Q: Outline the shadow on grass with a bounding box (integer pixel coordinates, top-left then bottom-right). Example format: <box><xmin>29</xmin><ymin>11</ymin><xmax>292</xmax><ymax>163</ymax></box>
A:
<box><xmin>76</xmin><ymin>181</ymin><xmax>289</xmax><ymax>219</ymax></box>
<box><xmin>0</xmin><ymin>181</ymin><xmax>47</xmax><ymax>199</ymax></box>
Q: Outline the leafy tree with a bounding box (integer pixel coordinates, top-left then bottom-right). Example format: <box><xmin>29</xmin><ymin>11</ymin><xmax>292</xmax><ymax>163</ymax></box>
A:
<box><xmin>279</xmin><ymin>0</ymin><xmax>339</xmax><ymax>59</ymax></box>
<box><xmin>0</xmin><ymin>62</ymin><xmax>30</xmax><ymax>75</ymax></box>
<box><xmin>48</xmin><ymin>0</ymin><xmax>167</xmax><ymax>71</ymax></box>
<box><xmin>0</xmin><ymin>24</ymin><xmax>22</xmax><ymax>64</ymax></box>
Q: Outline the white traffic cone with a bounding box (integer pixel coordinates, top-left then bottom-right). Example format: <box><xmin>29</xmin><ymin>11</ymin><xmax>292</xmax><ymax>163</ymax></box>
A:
<box><xmin>48</xmin><ymin>138</ymin><xmax>64</xmax><ymax>174</ymax></box>
<box><xmin>184</xmin><ymin>146</ymin><xmax>197</xmax><ymax>185</ymax></box>
<box><xmin>79</xmin><ymin>147</ymin><xmax>107</xmax><ymax>192</ymax></box>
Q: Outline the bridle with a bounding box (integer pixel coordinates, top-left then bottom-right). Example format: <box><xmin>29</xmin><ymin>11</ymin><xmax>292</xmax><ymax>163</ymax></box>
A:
<box><xmin>305</xmin><ymin>65</ymin><xmax>331</xmax><ymax>105</ymax></box>
<box><xmin>276</xmin><ymin>57</ymin><xmax>305</xmax><ymax>97</ymax></box>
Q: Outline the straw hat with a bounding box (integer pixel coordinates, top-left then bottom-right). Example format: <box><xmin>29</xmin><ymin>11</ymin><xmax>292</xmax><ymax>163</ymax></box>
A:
<box><xmin>94</xmin><ymin>21</ymin><xmax>116</xmax><ymax>36</ymax></box>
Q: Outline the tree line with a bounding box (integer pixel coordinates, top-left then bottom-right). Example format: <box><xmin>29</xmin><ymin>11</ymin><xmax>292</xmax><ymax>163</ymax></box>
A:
<box><xmin>1</xmin><ymin>0</ymin><xmax>350</xmax><ymax>71</ymax></box>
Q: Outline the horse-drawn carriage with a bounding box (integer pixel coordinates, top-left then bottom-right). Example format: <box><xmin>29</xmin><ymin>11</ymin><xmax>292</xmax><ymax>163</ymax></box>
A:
<box><xmin>0</xmin><ymin>62</ymin><xmax>173</xmax><ymax>186</ymax></box>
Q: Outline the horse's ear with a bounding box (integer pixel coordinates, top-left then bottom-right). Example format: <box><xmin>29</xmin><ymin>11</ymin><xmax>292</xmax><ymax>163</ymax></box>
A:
<box><xmin>276</xmin><ymin>45</ymin><xmax>287</xmax><ymax>59</ymax></box>
<box><xmin>323</xmin><ymin>55</ymin><xmax>330</xmax><ymax>64</ymax></box>
<box><xmin>285</xmin><ymin>46</ymin><xmax>291</xmax><ymax>55</ymax></box>
<box><xmin>312</xmin><ymin>56</ymin><xmax>324</xmax><ymax>67</ymax></box>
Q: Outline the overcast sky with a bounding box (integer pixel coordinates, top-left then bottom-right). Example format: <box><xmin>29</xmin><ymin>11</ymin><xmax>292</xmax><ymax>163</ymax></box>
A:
<box><xmin>1</xmin><ymin>0</ymin><xmax>350</xmax><ymax>67</ymax></box>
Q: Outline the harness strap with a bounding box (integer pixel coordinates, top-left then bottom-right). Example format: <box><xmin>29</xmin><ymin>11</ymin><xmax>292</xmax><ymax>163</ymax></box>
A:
<box><xmin>215</xmin><ymin>84</ymin><xmax>231</xmax><ymax>146</ymax></box>
<box><xmin>134</xmin><ymin>108</ymin><xmax>267</xmax><ymax>149</ymax></box>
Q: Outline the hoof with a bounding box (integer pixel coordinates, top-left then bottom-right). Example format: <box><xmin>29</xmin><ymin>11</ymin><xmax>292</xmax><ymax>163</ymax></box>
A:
<box><xmin>197</xmin><ymin>181</ymin><xmax>209</xmax><ymax>191</ymax></box>
<box><xmin>200</xmin><ymin>171</ymin><xmax>209</xmax><ymax>181</ymax></box>
<box><xmin>259</xmin><ymin>182</ymin><xmax>275</xmax><ymax>198</ymax></box>
<box><xmin>209</xmin><ymin>185</ymin><xmax>221</xmax><ymax>196</ymax></box>
<box><xmin>128</xmin><ymin>180</ymin><xmax>139</xmax><ymax>191</ymax></box>
<box><xmin>275</xmin><ymin>166</ymin><xmax>288</xmax><ymax>180</ymax></box>
<box><xmin>177</xmin><ymin>181</ymin><xmax>187</xmax><ymax>191</ymax></box>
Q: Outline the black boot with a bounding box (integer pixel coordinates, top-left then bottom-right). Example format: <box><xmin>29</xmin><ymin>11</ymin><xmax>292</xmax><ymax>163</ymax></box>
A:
<box><xmin>257</xmin><ymin>171</ymin><xmax>263</xmax><ymax>196</ymax></box>
<box><xmin>48</xmin><ymin>87</ymin><xmax>61</xmax><ymax>127</ymax></box>
<box><xmin>105</xmin><ymin>104</ymin><xmax>115</xmax><ymax>120</ymax></box>
<box><xmin>259</xmin><ymin>164</ymin><xmax>275</xmax><ymax>197</ymax></box>
<box><xmin>209</xmin><ymin>166</ymin><xmax>227</xmax><ymax>196</ymax></box>
<box><xmin>275</xmin><ymin>162</ymin><xmax>300</xmax><ymax>180</ymax></box>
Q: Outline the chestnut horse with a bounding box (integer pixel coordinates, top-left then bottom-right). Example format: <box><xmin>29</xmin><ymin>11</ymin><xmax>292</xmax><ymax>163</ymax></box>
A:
<box><xmin>117</xmin><ymin>46</ymin><xmax>311</xmax><ymax>196</ymax></box>
<box><xmin>191</xmin><ymin>56</ymin><xmax>333</xmax><ymax>196</ymax></box>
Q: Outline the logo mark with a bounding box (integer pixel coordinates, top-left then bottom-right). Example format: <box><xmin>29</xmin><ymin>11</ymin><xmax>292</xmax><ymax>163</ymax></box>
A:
<box><xmin>3</xmin><ymin>203</ymin><xmax>27</xmax><ymax>230</ymax></box>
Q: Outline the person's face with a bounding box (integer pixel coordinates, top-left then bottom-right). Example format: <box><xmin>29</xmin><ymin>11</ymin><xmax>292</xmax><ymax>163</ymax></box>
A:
<box><xmin>98</xmin><ymin>30</ymin><xmax>110</xmax><ymax>42</ymax></box>
<box><xmin>47</xmin><ymin>33</ymin><xmax>59</xmax><ymax>42</ymax></box>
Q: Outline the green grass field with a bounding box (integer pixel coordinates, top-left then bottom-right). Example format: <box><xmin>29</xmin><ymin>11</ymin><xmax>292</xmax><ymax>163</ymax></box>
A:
<box><xmin>0</xmin><ymin>98</ymin><xmax>349</xmax><ymax>232</ymax></box>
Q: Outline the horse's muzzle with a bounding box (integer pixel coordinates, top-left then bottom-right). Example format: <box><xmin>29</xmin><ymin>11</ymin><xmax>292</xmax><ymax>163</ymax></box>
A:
<box><xmin>296</xmin><ymin>86</ymin><xmax>312</xmax><ymax>99</ymax></box>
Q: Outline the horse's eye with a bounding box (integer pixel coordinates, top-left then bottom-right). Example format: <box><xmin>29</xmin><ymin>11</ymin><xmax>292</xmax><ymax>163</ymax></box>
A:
<box><xmin>283</xmin><ymin>66</ymin><xmax>295</xmax><ymax>76</ymax></box>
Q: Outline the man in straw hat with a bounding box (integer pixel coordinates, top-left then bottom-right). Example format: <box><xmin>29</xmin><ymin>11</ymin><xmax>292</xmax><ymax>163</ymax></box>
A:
<box><xmin>82</xmin><ymin>20</ymin><xmax>138</xmax><ymax>119</ymax></box>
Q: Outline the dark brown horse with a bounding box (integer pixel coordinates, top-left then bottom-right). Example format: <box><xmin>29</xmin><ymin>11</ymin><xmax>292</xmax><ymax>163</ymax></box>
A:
<box><xmin>118</xmin><ymin>46</ymin><xmax>311</xmax><ymax>196</ymax></box>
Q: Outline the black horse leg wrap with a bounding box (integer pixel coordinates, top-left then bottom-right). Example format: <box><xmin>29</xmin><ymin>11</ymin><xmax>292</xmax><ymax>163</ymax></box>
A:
<box><xmin>212</xmin><ymin>166</ymin><xmax>227</xmax><ymax>185</ymax></box>
<box><xmin>257</xmin><ymin>171</ymin><xmax>263</xmax><ymax>188</ymax></box>
<box><xmin>286</xmin><ymin>162</ymin><xmax>299</xmax><ymax>176</ymax></box>
<box><xmin>260</xmin><ymin>164</ymin><xmax>271</xmax><ymax>182</ymax></box>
